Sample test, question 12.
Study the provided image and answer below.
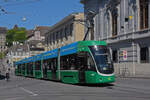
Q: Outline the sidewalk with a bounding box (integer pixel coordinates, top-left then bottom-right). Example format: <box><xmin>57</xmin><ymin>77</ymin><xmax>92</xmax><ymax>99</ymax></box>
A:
<box><xmin>116</xmin><ymin>74</ymin><xmax>150</xmax><ymax>79</ymax></box>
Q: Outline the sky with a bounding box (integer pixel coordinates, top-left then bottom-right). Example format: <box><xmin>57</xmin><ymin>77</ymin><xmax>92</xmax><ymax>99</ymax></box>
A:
<box><xmin>0</xmin><ymin>0</ymin><xmax>83</xmax><ymax>29</ymax></box>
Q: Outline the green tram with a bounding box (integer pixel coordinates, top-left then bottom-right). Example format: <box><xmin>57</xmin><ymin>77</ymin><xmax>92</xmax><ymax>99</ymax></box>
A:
<box><xmin>15</xmin><ymin>41</ymin><xmax>115</xmax><ymax>84</ymax></box>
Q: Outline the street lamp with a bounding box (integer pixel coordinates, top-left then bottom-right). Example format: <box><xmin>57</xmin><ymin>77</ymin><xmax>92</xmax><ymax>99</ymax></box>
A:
<box><xmin>22</xmin><ymin>16</ymin><xmax>27</xmax><ymax>22</ymax></box>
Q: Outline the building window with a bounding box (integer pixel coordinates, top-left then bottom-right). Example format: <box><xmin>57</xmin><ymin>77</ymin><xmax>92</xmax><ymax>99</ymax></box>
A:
<box><xmin>50</xmin><ymin>34</ymin><xmax>52</xmax><ymax>44</ymax></box>
<box><xmin>47</xmin><ymin>34</ymin><xmax>50</xmax><ymax>45</ymax></box>
<box><xmin>58</xmin><ymin>31</ymin><xmax>60</xmax><ymax>41</ymax></box>
<box><xmin>53</xmin><ymin>33</ymin><xmax>55</xmax><ymax>43</ymax></box>
<box><xmin>111</xmin><ymin>10</ymin><xmax>118</xmax><ymax>37</ymax></box>
<box><xmin>140</xmin><ymin>47</ymin><xmax>149</xmax><ymax>63</ymax></box>
<box><xmin>70</xmin><ymin>23</ymin><xmax>73</xmax><ymax>36</ymax></box>
<box><xmin>54</xmin><ymin>32</ymin><xmax>57</xmax><ymax>42</ymax></box>
<box><xmin>64</xmin><ymin>27</ymin><xmax>67</xmax><ymax>39</ymax></box>
<box><xmin>56</xmin><ymin>32</ymin><xmax>59</xmax><ymax>42</ymax></box>
<box><xmin>112</xmin><ymin>50</ymin><xmax>118</xmax><ymax>63</ymax></box>
<box><xmin>66</xmin><ymin>25</ymin><xmax>70</xmax><ymax>36</ymax></box>
<box><xmin>140</xmin><ymin>0</ymin><xmax>149</xmax><ymax>30</ymax></box>
<box><xmin>60</xmin><ymin>29</ymin><xmax>63</xmax><ymax>41</ymax></box>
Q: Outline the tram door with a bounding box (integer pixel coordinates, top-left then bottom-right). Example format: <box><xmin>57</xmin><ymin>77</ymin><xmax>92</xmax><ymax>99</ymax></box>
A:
<box><xmin>77</xmin><ymin>54</ymin><xmax>86</xmax><ymax>83</ymax></box>
<box><xmin>43</xmin><ymin>61</ymin><xmax>48</xmax><ymax>79</ymax></box>
<box><xmin>51</xmin><ymin>59</ymin><xmax>57</xmax><ymax>80</ymax></box>
<box><xmin>79</xmin><ymin>68</ymin><xmax>85</xmax><ymax>83</ymax></box>
<box><xmin>27</xmin><ymin>63</ymin><xmax>30</xmax><ymax>75</ymax></box>
<box><xmin>30</xmin><ymin>65</ymin><xmax>33</xmax><ymax>76</ymax></box>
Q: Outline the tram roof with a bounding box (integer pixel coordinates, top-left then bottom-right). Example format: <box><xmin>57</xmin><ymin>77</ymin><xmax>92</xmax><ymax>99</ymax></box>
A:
<box><xmin>43</xmin><ymin>49</ymin><xmax>58</xmax><ymax>60</ymax></box>
<box><xmin>60</xmin><ymin>42</ymin><xmax>78</xmax><ymax>56</ymax></box>
<box><xmin>34</xmin><ymin>53</ymin><xmax>43</xmax><ymax>62</ymax></box>
<box><xmin>15</xmin><ymin>41</ymin><xmax>106</xmax><ymax>64</ymax></box>
<box><xmin>77</xmin><ymin>41</ymin><xmax>106</xmax><ymax>47</ymax></box>
<box><xmin>60</xmin><ymin>41</ymin><xmax>106</xmax><ymax>56</ymax></box>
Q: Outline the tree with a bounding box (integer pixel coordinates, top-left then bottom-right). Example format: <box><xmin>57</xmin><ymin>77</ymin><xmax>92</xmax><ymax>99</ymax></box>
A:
<box><xmin>0</xmin><ymin>52</ymin><xmax>5</xmax><ymax>59</ymax></box>
<box><xmin>6</xmin><ymin>27</ymin><xmax>27</xmax><ymax>47</ymax></box>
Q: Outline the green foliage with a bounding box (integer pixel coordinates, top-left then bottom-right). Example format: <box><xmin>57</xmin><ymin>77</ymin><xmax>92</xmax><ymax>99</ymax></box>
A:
<box><xmin>0</xmin><ymin>52</ymin><xmax>5</xmax><ymax>59</ymax></box>
<box><xmin>6</xmin><ymin>27</ymin><xmax>27</xmax><ymax>47</ymax></box>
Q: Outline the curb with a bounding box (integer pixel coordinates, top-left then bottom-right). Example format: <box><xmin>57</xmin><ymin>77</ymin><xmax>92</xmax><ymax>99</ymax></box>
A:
<box><xmin>116</xmin><ymin>76</ymin><xmax>150</xmax><ymax>79</ymax></box>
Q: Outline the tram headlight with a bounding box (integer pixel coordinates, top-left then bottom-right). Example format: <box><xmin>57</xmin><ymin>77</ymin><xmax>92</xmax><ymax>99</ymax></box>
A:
<box><xmin>91</xmin><ymin>73</ymin><xmax>95</xmax><ymax>76</ymax></box>
<box><xmin>108</xmin><ymin>77</ymin><xmax>111</xmax><ymax>81</ymax></box>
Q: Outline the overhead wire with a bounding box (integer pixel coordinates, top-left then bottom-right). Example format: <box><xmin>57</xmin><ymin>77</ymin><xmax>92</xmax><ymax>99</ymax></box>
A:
<box><xmin>1</xmin><ymin>0</ymin><xmax>42</xmax><ymax>7</ymax></box>
<box><xmin>0</xmin><ymin>0</ymin><xmax>42</xmax><ymax>15</ymax></box>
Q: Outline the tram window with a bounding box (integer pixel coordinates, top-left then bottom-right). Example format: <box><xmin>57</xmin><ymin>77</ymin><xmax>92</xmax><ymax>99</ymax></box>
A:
<box><xmin>43</xmin><ymin>59</ymin><xmax>51</xmax><ymax>70</ymax></box>
<box><xmin>30</xmin><ymin>62</ymin><xmax>33</xmax><ymax>67</ymax></box>
<box><xmin>19</xmin><ymin>65</ymin><xmax>21</xmax><ymax>73</ymax></box>
<box><xmin>22</xmin><ymin>64</ymin><xmax>25</xmax><ymax>71</ymax></box>
<box><xmin>47</xmin><ymin>60</ymin><xmax>51</xmax><ymax>70</ymax></box>
<box><xmin>70</xmin><ymin>55</ymin><xmax>77</xmax><ymax>70</ymax></box>
<box><xmin>60</xmin><ymin>56</ymin><xmax>70</xmax><ymax>70</ymax></box>
<box><xmin>48</xmin><ymin>58</ymin><xmax>57</xmax><ymax>70</ymax></box>
<box><xmin>50</xmin><ymin>60</ymin><xmax>53</xmax><ymax>70</ymax></box>
<box><xmin>60</xmin><ymin>53</ymin><xmax>96</xmax><ymax>71</ymax></box>
<box><xmin>77</xmin><ymin>52</ymin><xmax>96</xmax><ymax>71</ymax></box>
<box><xmin>18</xmin><ymin>64</ymin><xmax>21</xmax><ymax>73</ymax></box>
<box><xmin>43</xmin><ymin>60</ymin><xmax>48</xmax><ymax>69</ymax></box>
<box><xmin>46</xmin><ymin>59</ymin><xmax>54</xmax><ymax>70</ymax></box>
<box><xmin>30</xmin><ymin>63</ymin><xmax>33</xmax><ymax>70</ymax></box>
<box><xmin>87</xmin><ymin>54</ymin><xmax>95</xmax><ymax>70</ymax></box>
<box><xmin>26</xmin><ymin>63</ymin><xmax>30</xmax><ymax>73</ymax></box>
<box><xmin>35</xmin><ymin>61</ymin><xmax>41</xmax><ymax>70</ymax></box>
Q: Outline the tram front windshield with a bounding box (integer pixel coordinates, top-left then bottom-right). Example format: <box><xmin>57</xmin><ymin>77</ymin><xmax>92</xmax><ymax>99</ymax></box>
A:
<box><xmin>89</xmin><ymin>45</ymin><xmax>114</xmax><ymax>74</ymax></box>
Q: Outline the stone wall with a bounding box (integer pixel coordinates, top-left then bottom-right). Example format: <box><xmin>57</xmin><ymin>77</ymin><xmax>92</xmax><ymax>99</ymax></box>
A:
<box><xmin>114</xmin><ymin>63</ymin><xmax>150</xmax><ymax>78</ymax></box>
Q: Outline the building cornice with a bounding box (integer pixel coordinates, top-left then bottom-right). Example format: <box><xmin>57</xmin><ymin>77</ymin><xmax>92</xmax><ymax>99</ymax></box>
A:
<box><xmin>48</xmin><ymin>13</ymin><xmax>83</xmax><ymax>33</ymax></box>
<box><xmin>50</xmin><ymin>15</ymin><xmax>74</xmax><ymax>31</ymax></box>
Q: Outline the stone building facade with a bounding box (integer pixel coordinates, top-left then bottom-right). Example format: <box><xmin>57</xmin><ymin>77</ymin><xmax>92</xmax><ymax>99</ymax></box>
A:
<box><xmin>81</xmin><ymin>0</ymin><xmax>150</xmax><ymax>77</ymax></box>
<box><xmin>7</xmin><ymin>44</ymin><xmax>30</xmax><ymax>66</ymax></box>
<box><xmin>45</xmin><ymin>13</ymin><xmax>84</xmax><ymax>51</ymax></box>
<box><xmin>27</xmin><ymin>26</ymin><xmax>51</xmax><ymax>56</ymax></box>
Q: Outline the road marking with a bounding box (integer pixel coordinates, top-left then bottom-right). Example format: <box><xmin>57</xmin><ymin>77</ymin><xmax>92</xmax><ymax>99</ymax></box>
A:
<box><xmin>4</xmin><ymin>97</ymin><xmax>24</xmax><ymax>100</ymax></box>
<box><xmin>20</xmin><ymin>87</ymin><xmax>38</xmax><ymax>96</ymax></box>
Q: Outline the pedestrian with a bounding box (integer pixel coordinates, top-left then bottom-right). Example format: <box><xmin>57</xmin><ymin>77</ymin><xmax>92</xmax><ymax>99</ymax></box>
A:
<box><xmin>5</xmin><ymin>68</ymin><xmax>10</xmax><ymax>81</ymax></box>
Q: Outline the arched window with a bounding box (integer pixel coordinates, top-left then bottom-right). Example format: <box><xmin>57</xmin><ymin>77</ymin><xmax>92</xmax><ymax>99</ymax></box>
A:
<box><xmin>104</xmin><ymin>12</ymin><xmax>110</xmax><ymax>38</ymax></box>
<box><xmin>111</xmin><ymin>9</ymin><xmax>118</xmax><ymax>37</ymax></box>
<box><xmin>107</xmin><ymin>13</ymin><xmax>111</xmax><ymax>37</ymax></box>
<box><xmin>140</xmin><ymin>0</ymin><xmax>149</xmax><ymax>29</ymax></box>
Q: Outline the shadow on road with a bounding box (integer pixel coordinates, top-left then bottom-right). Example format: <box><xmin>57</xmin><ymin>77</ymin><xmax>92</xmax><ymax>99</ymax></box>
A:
<box><xmin>0</xmin><ymin>74</ymin><xmax>5</xmax><ymax>80</ymax></box>
<box><xmin>77</xmin><ymin>83</ymin><xmax>115</xmax><ymax>88</ymax></box>
<box><xmin>43</xmin><ymin>78</ymin><xmax>115</xmax><ymax>88</ymax></box>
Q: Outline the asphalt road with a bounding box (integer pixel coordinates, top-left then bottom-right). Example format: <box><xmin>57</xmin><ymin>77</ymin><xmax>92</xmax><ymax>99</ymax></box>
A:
<box><xmin>0</xmin><ymin>75</ymin><xmax>150</xmax><ymax>100</ymax></box>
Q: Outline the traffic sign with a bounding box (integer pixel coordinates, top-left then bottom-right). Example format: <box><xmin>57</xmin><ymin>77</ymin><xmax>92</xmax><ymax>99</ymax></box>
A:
<box><xmin>123</xmin><ymin>50</ymin><xmax>127</xmax><ymax>61</ymax></box>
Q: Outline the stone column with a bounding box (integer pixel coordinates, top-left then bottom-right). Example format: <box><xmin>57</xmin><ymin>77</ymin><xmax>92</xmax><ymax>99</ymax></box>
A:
<box><xmin>136</xmin><ymin>43</ymin><xmax>141</xmax><ymax>64</ymax></box>
<box><xmin>149</xmin><ymin>46</ymin><xmax>150</xmax><ymax>63</ymax></box>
